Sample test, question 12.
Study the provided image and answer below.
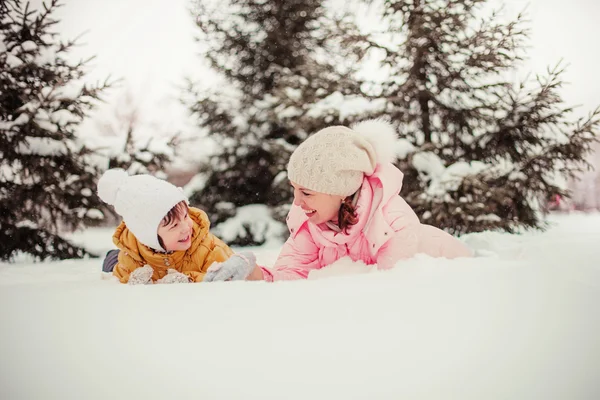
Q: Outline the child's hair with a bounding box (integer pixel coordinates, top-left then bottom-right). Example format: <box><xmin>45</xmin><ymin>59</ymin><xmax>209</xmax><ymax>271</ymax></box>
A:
<box><xmin>337</xmin><ymin>196</ymin><xmax>358</xmax><ymax>233</ymax></box>
<box><xmin>157</xmin><ymin>201</ymin><xmax>189</xmax><ymax>250</ymax></box>
<box><xmin>161</xmin><ymin>201</ymin><xmax>188</xmax><ymax>227</ymax></box>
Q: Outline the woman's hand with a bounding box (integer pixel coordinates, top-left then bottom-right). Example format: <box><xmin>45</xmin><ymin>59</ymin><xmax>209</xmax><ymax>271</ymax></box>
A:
<box><xmin>204</xmin><ymin>252</ymin><xmax>257</xmax><ymax>282</ymax></box>
<box><xmin>245</xmin><ymin>265</ymin><xmax>264</xmax><ymax>281</ymax></box>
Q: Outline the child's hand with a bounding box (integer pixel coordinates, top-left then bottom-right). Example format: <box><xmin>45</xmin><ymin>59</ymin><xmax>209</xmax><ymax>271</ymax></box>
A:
<box><xmin>203</xmin><ymin>252</ymin><xmax>257</xmax><ymax>282</ymax></box>
<box><xmin>128</xmin><ymin>265</ymin><xmax>154</xmax><ymax>285</ymax></box>
<box><xmin>156</xmin><ymin>269</ymin><xmax>191</xmax><ymax>284</ymax></box>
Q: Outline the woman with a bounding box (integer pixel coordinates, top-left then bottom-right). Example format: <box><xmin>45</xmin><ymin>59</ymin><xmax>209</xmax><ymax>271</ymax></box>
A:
<box><xmin>204</xmin><ymin>119</ymin><xmax>472</xmax><ymax>282</ymax></box>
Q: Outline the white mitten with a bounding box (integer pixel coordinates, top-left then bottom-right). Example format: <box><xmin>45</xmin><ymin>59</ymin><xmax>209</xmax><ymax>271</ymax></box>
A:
<box><xmin>156</xmin><ymin>269</ymin><xmax>191</xmax><ymax>284</ymax></box>
<box><xmin>203</xmin><ymin>252</ymin><xmax>257</xmax><ymax>282</ymax></box>
<box><xmin>128</xmin><ymin>265</ymin><xmax>154</xmax><ymax>285</ymax></box>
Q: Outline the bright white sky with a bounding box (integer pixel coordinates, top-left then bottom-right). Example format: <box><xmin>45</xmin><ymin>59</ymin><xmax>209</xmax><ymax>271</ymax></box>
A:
<box><xmin>35</xmin><ymin>0</ymin><xmax>600</xmax><ymax>166</ymax></box>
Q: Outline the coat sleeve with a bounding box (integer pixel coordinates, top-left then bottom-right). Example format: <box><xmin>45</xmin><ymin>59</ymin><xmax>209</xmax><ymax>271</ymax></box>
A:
<box><xmin>261</xmin><ymin>229</ymin><xmax>321</xmax><ymax>281</ymax></box>
<box><xmin>375</xmin><ymin>199</ymin><xmax>421</xmax><ymax>270</ymax></box>
<box><xmin>376</xmin><ymin>198</ymin><xmax>473</xmax><ymax>269</ymax></box>
<box><xmin>184</xmin><ymin>270</ymin><xmax>206</xmax><ymax>283</ymax></box>
<box><xmin>197</xmin><ymin>233</ymin><xmax>235</xmax><ymax>281</ymax></box>
<box><xmin>113</xmin><ymin>251</ymin><xmax>146</xmax><ymax>284</ymax></box>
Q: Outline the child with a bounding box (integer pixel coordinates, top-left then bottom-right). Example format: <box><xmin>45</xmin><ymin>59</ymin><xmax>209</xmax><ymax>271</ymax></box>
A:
<box><xmin>97</xmin><ymin>169</ymin><xmax>256</xmax><ymax>284</ymax></box>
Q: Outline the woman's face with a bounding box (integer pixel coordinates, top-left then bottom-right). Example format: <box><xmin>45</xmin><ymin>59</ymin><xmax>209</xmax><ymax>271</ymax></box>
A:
<box><xmin>291</xmin><ymin>181</ymin><xmax>344</xmax><ymax>224</ymax></box>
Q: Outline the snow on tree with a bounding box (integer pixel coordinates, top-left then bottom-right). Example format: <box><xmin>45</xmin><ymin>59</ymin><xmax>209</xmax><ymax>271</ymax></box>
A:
<box><xmin>0</xmin><ymin>0</ymin><xmax>110</xmax><ymax>261</ymax></box>
<box><xmin>90</xmin><ymin>90</ymin><xmax>178</xmax><ymax>178</ymax></box>
<box><xmin>367</xmin><ymin>0</ymin><xmax>600</xmax><ymax>233</ymax></box>
<box><xmin>185</xmin><ymin>0</ymin><xmax>373</xmax><ymax>245</ymax></box>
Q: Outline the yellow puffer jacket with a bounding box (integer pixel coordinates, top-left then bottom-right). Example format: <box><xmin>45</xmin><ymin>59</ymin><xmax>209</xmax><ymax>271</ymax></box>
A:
<box><xmin>112</xmin><ymin>207</ymin><xmax>233</xmax><ymax>283</ymax></box>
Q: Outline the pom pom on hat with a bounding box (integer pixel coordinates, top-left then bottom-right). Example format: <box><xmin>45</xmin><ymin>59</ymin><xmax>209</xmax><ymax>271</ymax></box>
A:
<box><xmin>96</xmin><ymin>169</ymin><xmax>188</xmax><ymax>251</ymax></box>
<box><xmin>351</xmin><ymin>118</ymin><xmax>398</xmax><ymax>165</ymax></box>
<box><xmin>97</xmin><ymin>168</ymin><xmax>129</xmax><ymax>205</ymax></box>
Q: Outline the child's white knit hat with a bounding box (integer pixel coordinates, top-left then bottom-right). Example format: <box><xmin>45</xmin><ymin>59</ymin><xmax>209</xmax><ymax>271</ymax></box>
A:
<box><xmin>287</xmin><ymin>118</ymin><xmax>399</xmax><ymax>196</ymax></box>
<box><xmin>97</xmin><ymin>169</ymin><xmax>187</xmax><ymax>251</ymax></box>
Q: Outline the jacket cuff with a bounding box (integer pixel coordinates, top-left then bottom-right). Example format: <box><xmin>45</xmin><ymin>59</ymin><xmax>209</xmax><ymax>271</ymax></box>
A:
<box><xmin>260</xmin><ymin>267</ymin><xmax>274</xmax><ymax>282</ymax></box>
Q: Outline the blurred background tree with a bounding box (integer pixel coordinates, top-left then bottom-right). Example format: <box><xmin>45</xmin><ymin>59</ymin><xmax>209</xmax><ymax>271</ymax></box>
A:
<box><xmin>186</xmin><ymin>0</ymin><xmax>599</xmax><ymax>242</ymax></box>
<box><xmin>365</xmin><ymin>0</ymin><xmax>599</xmax><ymax>233</ymax></box>
<box><xmin>0</xmin><ymin>0</ymin><xmax>112</xmax><ymax>261</ymax></box>
<box><xmin>184</xmin><ymin>0</ymin><xmax>374</xmax><ymax>245</ymax></box>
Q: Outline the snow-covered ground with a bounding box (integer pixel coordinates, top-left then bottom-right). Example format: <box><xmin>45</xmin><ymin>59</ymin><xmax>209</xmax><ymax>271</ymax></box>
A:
<box><xmin>1</xmin><ymin>213</ymin><xmax>599</xmax><ymax>399</ymax></box>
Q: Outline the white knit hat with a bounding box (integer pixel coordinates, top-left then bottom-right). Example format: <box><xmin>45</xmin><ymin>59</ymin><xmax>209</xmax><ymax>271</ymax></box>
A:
<box><xmin>97</xmin><ymin>169</ymin><xmax>188</xmax><ymax>251</ymax></box>
<box><xmin>287</xmin><ymin>118</ymin><xmax>399</xmax><ymax>196</ymax></box>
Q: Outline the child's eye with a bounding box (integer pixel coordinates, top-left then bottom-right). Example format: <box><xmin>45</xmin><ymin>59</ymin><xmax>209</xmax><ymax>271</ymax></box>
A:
<box><xmin>302</xmin><ymin>192</ymin><xmax>311</xmax><ymax>196</ymax></box>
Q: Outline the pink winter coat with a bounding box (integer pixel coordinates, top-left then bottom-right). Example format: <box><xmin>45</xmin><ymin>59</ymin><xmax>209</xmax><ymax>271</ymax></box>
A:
<box><xmin>262</xmin><ymin>163</ymin><xmax>472</xmax><ymax>281</ymax></box>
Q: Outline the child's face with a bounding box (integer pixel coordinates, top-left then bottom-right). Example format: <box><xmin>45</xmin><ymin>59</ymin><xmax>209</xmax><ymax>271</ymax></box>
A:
<box><xmin>157</xmin><ymin>209</ymin><xmax>194</xmax><ymax>251</ymax></box>
<box><xmin>291</xmin><ymin>181</ymin><xmax>344</xmax><ymax>225</ymax></box>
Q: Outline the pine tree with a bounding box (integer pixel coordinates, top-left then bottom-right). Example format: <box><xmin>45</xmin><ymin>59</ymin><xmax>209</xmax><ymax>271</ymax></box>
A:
<box><xmin>0</xmin><ymin>0</ymin><xmax>110</xmax><ymax>261</ymax></box>
<box><xmin>370</xmin><ymin>0</ymin><xmax>599</xmax><ymax>233</ymax></box>
<box><xmin>186</xmin><ymin>0</ymin><xmax>371</xmax><ymax>245</ymax></box>
<box><xmin>96</xmin><ymin>90</ymin><xmax>177</xmax><ymax>177</ymax></box>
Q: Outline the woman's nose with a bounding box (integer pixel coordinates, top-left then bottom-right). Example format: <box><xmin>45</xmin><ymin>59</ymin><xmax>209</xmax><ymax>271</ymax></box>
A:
<box><xmin>293</xmin><ymin>192</ymin><xmax>303</xmax><ymax>207</ymax></box>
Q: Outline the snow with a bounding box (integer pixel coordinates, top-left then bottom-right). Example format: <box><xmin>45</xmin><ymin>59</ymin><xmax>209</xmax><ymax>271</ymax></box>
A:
<box><xmin>5</xmin><ymin>53</ymin><xmax>23</xmax><ymax>67</ymax></box>
<box><xmin>17</xmin><ymin>137</ymin><xmax>68</xmax><ymax>156</ymax></box>
<box><xmin>412</xmin><ymin>151</ymin><xmax>446</xmax><ymax>178</ymax></box>
<box><xmin>55</xmin><ymin>82</ymin><xmax>84</xmax><ymax>100</ymax></box>
<box><xmin>12</xmin><ymin>113</ymin><xmax>30</xmax><ymax>125</ymax></box>
<box><xmin>213</xmin><ymin>204</ymin><xmax>287</xmax><ymax>246</ymax></box>
<box><xmin>475</xmin><ymin>213</ymin><xmax>502</xmax><ymax>222</ymax></box>
<box><xmin>51</xmin><ymin>109</ymin><xmax>80</xmax><ymax>126</ymax></box>
<box><xmin>20</xmin><ymin>40</ymin><xmax>37</xmax><ymax>52</ymax></box>
<box><xmin>85</xmin><ymin>208</ymin><xmax>104</xmax><ymax>220</ymax></box>
<box><xmin>272</xmin><ymin>170</ymin><xmax>287</xmax><ymax>186</ymax></box>
<box><xmin>396</xmin><ymin>138</ymin><xmax>416</xmax><ymax>159</ymax></box>
<box><xmin>34</xmin><ymin>117</ymin><xmax>59</xmax><ymax>133</ymax></box>
<box><xmin>306</xmin><ymin>92</ymin><xmax>386</xmax><ymax>121</ymax></box>
<box><xmin>133</xmin><ymin>150</ymin><xmax>154</xmax><ymax>163</ymax></box>
<box><xmin>425</xmin><ymin>160</ymin><xmax>488</xmax><ymax>196</ymax></box>
<box><xmin>278</xmin><ymin>106</ymin><xmax>304</xmax><ymax>119</ymax></box>
<box><xmin>182</xmin><ymin>172</ymin><xmax>208</xmax><ymax>197</ymax></box>
<box><xmin>412</xmin><ymin>154</ymin><xmax>522</xmax><ymax>198</ymax></box>
<box><xmin>35</xmin><ymin>45</ymin><xmax>57</xmax><ymax>65</ymax></box>
<box><xmin>14</xmin><ymin>220</ymin><xmax>38</xmax><ymax>229</ymax></box>
<box><xmin>0</xmin><ymin>113</ymin><xmax>30</xmax><ymax>131</ymax></box>
<box><xmin>1</xmin><ymin>213</ymin><xmax>599</xmax><ymax>399</ymax></box>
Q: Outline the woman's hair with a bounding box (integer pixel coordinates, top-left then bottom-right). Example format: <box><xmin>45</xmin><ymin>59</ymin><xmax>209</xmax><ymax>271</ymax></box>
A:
<box><xmin>337</xmin><ymin>196</ymin><xmax>358</xmax><ymax>233</ymax></box>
